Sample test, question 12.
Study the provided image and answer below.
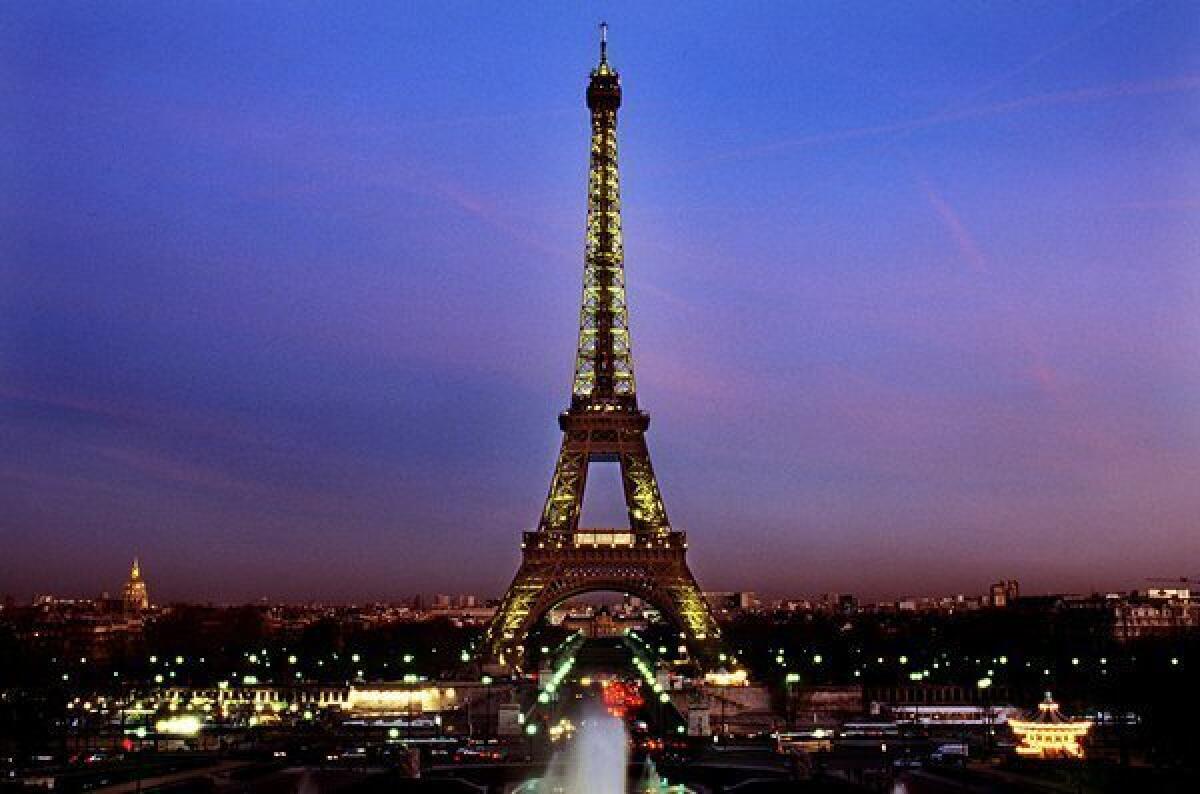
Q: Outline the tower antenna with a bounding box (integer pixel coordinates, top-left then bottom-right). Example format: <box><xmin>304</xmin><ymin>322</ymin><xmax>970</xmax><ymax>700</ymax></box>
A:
<box><xmin>599</xmin><ymin>21</ymin><xmax>608</xmax><ymax>63</ymax></box>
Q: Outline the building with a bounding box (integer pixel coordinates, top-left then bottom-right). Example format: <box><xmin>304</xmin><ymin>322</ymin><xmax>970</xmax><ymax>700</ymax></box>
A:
<box><xmin>561</xmin><ymin>608</ymin><xmax>645</xmax><ymax>638</ymax></box>
<box><xmin>703</xmin><ymin>591</ymin><xmax>759</xmax><ymax>618</ymax></box>
<box><xmin>989</xmin><ymin>579</ymin><xmax>1020</xmax><ymax>607</ymax></box>
<box><xmin>122</xmin><ymin>558</ymin><xmax>150</xmax><ymax>613</ymax></box>
<box><xmin>1113</xmin><ymin>596</ymin><xmax>1199</xmax><ymax>640</ymax></box>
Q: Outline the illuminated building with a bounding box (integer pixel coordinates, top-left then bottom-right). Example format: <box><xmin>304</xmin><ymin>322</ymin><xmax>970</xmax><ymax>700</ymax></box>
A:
<box><xmin>481</xmin><ymin>25</ymin><xmax>722</xmax><ymax>672</ymax></box>
<box><xmin>1009</xmin><ymin>693</ymin><xmax>1092</xmax><ymax>759</ymax></box>
<box><xmin>704</xmin><ymin>670</ymin><xmax>749</xmax><ymax>687</ymax></box>
<box><xmin>989</xmin><ymin>579</ymin><xmax>1019</xmax><ymax>607</ymax></box>
<box><xmin>149</xmin><ymin>682</ymin><xmax>469</xmax><ymax>718</ymax></box>
<box><xmin>122</xmin><ymin>557</ymin><xmax>150</xmax><ymax>613</ymax></box>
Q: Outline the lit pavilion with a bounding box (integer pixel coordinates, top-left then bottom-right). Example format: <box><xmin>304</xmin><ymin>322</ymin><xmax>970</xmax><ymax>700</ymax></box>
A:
<box><xmin>1010</xmin><ymin>693</ymin><xmax>1092</xmax><ymax>759</ymax></box>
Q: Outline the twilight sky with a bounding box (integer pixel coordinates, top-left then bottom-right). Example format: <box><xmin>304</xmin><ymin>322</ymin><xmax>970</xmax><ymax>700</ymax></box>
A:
<box><xmin>3</xmin><ymin>2</ymin><xmax>1199</xmax><ymax>603</ymax></box>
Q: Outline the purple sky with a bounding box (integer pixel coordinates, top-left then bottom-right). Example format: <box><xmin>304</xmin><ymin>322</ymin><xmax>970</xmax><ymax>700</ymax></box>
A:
<box><xmin>3</xmin><ymin>3</ymin><xmax>1199</xmax><ymax>603</ymax></box>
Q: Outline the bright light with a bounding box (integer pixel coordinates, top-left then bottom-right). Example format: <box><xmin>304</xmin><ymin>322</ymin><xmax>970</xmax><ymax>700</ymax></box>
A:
<box><xmin>977</xmin><ymin>677</ymin><xmax>992</xmax><ymax>690</ymax></box>
<box><xmin>525</xmin><ymin>723</ymin><xmax>538</xmax><ymax>735</ymax></box>
<box><xmin>156</xmin><ymin>716</ymin><xmax>201</xmax><ymax>736</ymax></box>
<box><xmin>785</xmin><ymin>673</ymin><xmax>800</xmax><ymax>684</ymax></box>
<box><xmin>705</xmin><ymin>670</ymin><xmax>748</xmax><ymax>687</ymax></box>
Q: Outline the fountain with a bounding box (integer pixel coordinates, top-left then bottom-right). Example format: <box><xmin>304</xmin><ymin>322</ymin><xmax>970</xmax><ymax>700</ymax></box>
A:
<box><xmin>513</xmin><ymin>707</ymin><xmax>692</xmax><ymax>794</ymax></box>
<box><xmin>514</xmin><ymin>709</ymin><xmax>626</xmax><ymax>794</ymax></box>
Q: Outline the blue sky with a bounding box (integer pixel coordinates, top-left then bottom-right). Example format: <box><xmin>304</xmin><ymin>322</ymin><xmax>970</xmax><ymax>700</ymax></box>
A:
<box><xmin>2</xmin><ymin>2</ymin><xmax>1198</xmax><ymax>601</ymax></box>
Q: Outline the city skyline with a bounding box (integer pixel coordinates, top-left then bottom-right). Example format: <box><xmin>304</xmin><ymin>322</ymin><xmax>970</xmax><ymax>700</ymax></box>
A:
<box><xmin>4</xmin><ymin>3</ymin><xmax>1200</xmax><ymax>602</ymax></box>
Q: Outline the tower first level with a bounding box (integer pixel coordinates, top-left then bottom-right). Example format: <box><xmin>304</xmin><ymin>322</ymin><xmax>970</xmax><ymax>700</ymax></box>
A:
<box><xmin>483</xmin><ymin>531</ymin><xmax>720</xmax><ymax>672</ymax></box>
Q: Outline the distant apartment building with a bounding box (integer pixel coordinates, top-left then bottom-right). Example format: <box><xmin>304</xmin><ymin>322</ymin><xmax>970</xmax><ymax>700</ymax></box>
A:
<box><xmin>703</xmin><ymin>591</ymin><xmax>759</xmax><ymax>618</ymax></box>
<box><xmin>1113</xmin><ymin>593</ymin><xmax>1198</xmax><ymax>640</ymax></box>
<box><xmin>989</xmin><ymin>579</ymin><xmax>1020</xmax><ymax>607</ymax></box>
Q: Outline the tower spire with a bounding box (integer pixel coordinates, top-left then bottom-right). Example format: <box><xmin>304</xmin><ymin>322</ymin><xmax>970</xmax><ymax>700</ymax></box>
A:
<box><xmin>576</xmin><ymin>23</ymin><xmax>630</xmax><ymax>405</ymax></box>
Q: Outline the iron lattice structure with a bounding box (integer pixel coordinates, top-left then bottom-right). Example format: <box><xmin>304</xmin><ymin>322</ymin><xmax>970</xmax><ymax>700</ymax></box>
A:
<box><xmin>482</xmin><ymin>29</ymin><xmax>722</xmax><ymax>672</ymax></box>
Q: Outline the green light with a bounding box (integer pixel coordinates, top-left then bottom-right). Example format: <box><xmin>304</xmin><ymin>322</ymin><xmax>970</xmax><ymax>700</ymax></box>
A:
<box><xmin>526</xmin><ymin>723</ymin><xmax>538</xmax><ymax>735</ymax></box>
<box><xmin>538</xmin><ymin>692</ymin><xmax>550</xmax><ymax>704</ymax></box>
<box><xmin>785</xmin><ymin>673</ymin><xmax>800</xmax><ymax>684</ymax></box>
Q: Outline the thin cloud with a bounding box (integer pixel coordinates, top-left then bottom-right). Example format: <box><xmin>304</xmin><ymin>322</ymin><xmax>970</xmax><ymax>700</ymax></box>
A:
<box><xmin>664</xmin><ymin>75</ymin><xmax>1200</xmax><ymax>170</ymax></box>
<box><xmin>915</xmin><ymin>172</ymin><xmax>989</xmax><ymax>275</ymax></box>
<box><xmin>909</xmin><ymin>168</ymin><xmax>1069</xmax><ymax>404</ymax></box>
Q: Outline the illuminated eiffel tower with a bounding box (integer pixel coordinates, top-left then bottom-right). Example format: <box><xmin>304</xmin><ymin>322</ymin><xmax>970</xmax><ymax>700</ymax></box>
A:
<box><xmin>482</xmin><ymin>26</ymin><xmax>721</xmax><ymax>672</ymax></box>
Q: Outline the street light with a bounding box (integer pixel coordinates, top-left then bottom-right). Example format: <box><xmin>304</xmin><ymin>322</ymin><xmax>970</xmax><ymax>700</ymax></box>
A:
<box><xmin>784</xmin><ymin>673</ymin><xmax>800</xmax><ymax>730</ymax></box>
<box><xmin>977</xmin><ymin>676</ymin><xmax>994</xmax><ymax>756</ymax></box>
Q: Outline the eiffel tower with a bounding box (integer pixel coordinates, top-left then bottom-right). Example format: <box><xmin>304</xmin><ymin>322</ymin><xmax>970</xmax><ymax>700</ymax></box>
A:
<box><xmin>482</xmin><ymin>26</ymin><xmax>722</xmax><ymax>673</ymax></box>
